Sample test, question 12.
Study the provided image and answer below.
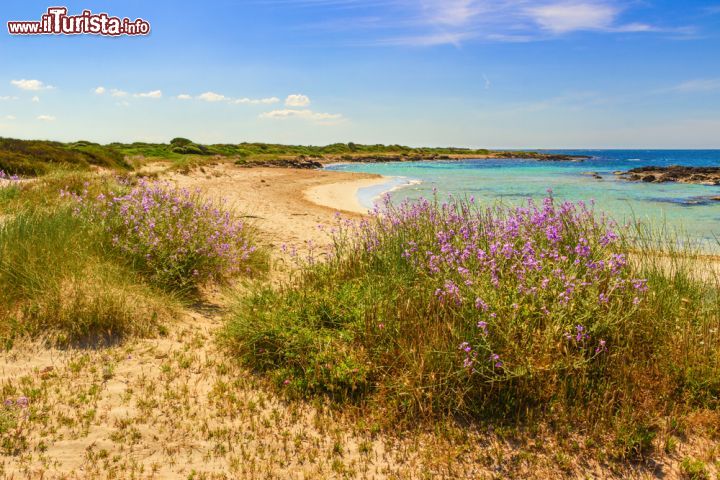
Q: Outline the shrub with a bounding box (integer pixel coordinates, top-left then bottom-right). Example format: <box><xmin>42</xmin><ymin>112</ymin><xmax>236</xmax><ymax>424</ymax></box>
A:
<box><xmin>170</xmin><ymin>137</ymin><xmax>193</xmax><ymax>147</ymax></box>
<box><xmin>67</xmin><ymin>179</ymin><xmax>262</xmax><ymax>292</ymax></box>
<box><xmin>171</xmin><ymin>143</ymin><xmax>208</xmax><ymax>155</ymax></box>
<box><xmin>224</xmin><ymin>193</ymin><xmax>720</xmax><ymax>435</ymax></box>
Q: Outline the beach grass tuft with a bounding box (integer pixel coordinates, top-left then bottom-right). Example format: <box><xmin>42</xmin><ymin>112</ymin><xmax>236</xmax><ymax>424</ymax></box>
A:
<box><xmin>0</xmin><ymin>172</ymin><xmax>265</xmax><ymax>344</ymax></box>
<box><xmin>0</xmin><ymin>206</ymin><xmax>175</xmax><ymax>345</ymax></box>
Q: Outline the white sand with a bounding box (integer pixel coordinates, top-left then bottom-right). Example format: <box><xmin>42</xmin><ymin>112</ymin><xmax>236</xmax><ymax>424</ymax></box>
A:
<box><xmin>303</xmin><ymin>176</ymin><xmax>388</xmax><ymax>214</ymax></box>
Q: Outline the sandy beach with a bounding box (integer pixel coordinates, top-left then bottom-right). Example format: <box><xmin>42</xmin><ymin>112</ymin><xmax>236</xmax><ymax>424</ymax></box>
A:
<box><xmin>304</xmin><ymin>176</ymin><xmax>389</xmax><ymax>214</ymax></box>
<box><xmin>167</xmin><ymin>163</ymin><xmax>386</xmax><ymax>250</ymax></box>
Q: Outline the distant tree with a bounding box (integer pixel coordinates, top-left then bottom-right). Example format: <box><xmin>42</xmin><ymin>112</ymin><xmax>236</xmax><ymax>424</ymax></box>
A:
<box><xmin>170</xmin><ymin>137</ymin><xmax>193</xmax><ymax>147</ymax></box>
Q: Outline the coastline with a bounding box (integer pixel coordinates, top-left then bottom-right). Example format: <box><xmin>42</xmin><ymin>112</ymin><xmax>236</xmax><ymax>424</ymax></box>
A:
<box><xmin>166</xmin><ymin>164</ymin><xmax>389</xmax><ymax>255</ymax></box>
<box><xmin>304</xmin><ymin>175</ymin><xmax>389</xmax><ymax>214</ymax></box>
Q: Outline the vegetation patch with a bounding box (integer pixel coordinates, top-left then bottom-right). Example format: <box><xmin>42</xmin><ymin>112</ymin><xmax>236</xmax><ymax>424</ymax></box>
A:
<box><xmin>0</xmin><ymin>138</ymin><xmax>130</xmax><ymax>176</ymax></box>
<box><xmin>66</xmin><ymin>178</ymin><xmax>265</xmax><ymax>292</ymax></box>
<box><xmin>0</xmin><ymin>206</ymin><xmax>174</xmax><ymax>345</ymax></box>
<box><xmin>224</xmin><ymin>194</ymin><xmax>720</xmax><ymax>447</ymax></box>
<box><xmin>0</xmin><ymin>171</ymin><xmax>264</xmax><ymax>344</ymax></box>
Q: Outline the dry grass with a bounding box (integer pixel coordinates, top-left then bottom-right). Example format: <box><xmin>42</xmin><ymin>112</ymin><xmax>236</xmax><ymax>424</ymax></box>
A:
<box><xmin>2</xmin><ymin>304</ymin><xmax>718</xmax><ymax>478</ymax></box>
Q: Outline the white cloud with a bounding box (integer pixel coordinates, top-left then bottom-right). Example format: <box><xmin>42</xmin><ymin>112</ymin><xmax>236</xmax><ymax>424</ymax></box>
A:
<box><xmin>110</xmin><ymin>89</ymin><xmax>128</xmax><ymax>97</ymax></box>
<box><xmin>31</xmin><ymin>96</ymin><xmax>40</xmax><ymax>103</ymax></box>
<box><xmin>94</xmin><ymin>86</ymin><xmax>106</xmax><ymax>95</ymax></box>
<box><xmin>4</xmin><ymin>115</ymin><xmax>15</xmax><ymax>120</ymax></box>
<box><xmin>419</xmin><ymin>0</ymin><xmax>479</xmax><ymax>27</ymax></box>
<box><xmin>285</xmin><ymin>94</ymin><xmax>311</xmax><ymax>107</ymax></box>
<box><xmin>382</xmin><ymin>31</ymin><xmax>475</xmax><ymax>47</ymax></box>
<box><xmin>0</xmin><ymin>96</ymin><xmax>18</xmax><ymax>101</ymax></box>
<box><xmin>197</xmin><ymin>91</ymin><xmax>228</xmax><ymax>102</ymax></box>
<box><xmin>177</xmin><ymin>94</ymin><xmax>192</xmax><ymax>100</ymax></box>
<box><xmin>135</xmin><ymin>90</ymin><xmax>162</xmax><ymax>99</ymax></box>
<box><xmin>11</xmin><ymin>79</ymin><xmax>54</xmax><ymax>91</ymax></box>
<box><xmin>260</xmin><ymin>108</ymin><xmax>342</xmax><ymax>123</ymax></box>
<box><xmin>196</xmin><ymin>92</ymin><xmax>280</xmax><ymax>104</ymax></box>
<box><xmin>526</xmin><ymin>2</ymin><xmax>617</xmax><ymax>33</ymax></box>
<box><xmin>666</xmin><ymin>78</ymin><xmax>720</xmax><ymax>93</ymax></box>
<box><xmin>232</xmin><ymin>96</ymin><xmax>280</xmax><ymax>105</ymax></box>
<box><xmin>37</xmin><ymin>114</ymin><xmax>55</xmax><ymax>121</ymax></box>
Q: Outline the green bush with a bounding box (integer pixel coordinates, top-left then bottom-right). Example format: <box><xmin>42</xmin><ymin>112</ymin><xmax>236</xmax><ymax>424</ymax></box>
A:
<box><xmin>224</xmin><ymin>195</ymin><xmax>720</xmax><ymax>441</ymax></box>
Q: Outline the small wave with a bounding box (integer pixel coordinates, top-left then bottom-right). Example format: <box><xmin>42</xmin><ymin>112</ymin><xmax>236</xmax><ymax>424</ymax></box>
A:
<box><xmin>358</xmin><ymin>177</ymin><xmax>422</xmax><ymax>209</ymax></box>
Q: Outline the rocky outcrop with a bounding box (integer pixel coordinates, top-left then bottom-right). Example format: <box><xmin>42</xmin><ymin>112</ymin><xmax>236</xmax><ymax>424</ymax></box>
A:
<box><xmin>489</xmin><ymin>152</ymin><xmax>590</xmax><ymax>162</ymax></box>
<box><xmin>617</xmin><ymin>165</ymin><xmax>720</xmax><ymax>186</ymax></box>
<box><xmin>328</xmin><ymin>152</ymin><xmax>589</xmax><ymax>164</ymax></box>
<box><xmin>236</xmin><ymin>158</ymin><xmax>323</xmax><ymax>169</ymax></box>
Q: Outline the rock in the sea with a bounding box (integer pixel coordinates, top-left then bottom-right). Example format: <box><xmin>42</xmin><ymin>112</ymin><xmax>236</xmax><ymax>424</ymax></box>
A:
<box><xmin>618</xmin><ymin>165</ymin><xmax>720</xmax><ymax>185</ymax></box>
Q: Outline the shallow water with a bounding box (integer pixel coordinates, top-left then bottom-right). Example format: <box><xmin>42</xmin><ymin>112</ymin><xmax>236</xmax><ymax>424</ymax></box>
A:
<box><xmin>326</xmin><ymin>150</ymin><xmax>720</xmax><ymax>250</ymax></box>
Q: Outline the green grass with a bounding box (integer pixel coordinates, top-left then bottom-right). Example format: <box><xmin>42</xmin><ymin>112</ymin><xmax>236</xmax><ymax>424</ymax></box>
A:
<box><xmin>0</xmin><ymin>206</ymin><xmax>176</xmax><ymax>345</ymax></box>
<box><xmin>681</xmin><ymin>457</ymin><xmax>710</xmax><ymax>480</ymax></box>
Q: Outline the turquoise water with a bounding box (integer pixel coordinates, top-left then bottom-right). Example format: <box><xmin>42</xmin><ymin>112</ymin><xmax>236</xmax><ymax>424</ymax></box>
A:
<box><xmin>326</xmin><ymin>150</ymin><xmax>720</xmax><ymax>249</ymax></box>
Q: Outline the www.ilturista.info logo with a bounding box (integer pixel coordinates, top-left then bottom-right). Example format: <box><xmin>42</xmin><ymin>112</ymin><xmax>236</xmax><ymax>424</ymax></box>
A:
<box><xmin>7</xmin><ymin>7</ymin><xmax>150</xmax><ymax>36</ymax></box>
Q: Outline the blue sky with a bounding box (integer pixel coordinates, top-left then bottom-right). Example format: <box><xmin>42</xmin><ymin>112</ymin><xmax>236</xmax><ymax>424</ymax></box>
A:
<box><xmin>1</xmin><ymin>0</ymin><xmax>719</xmax><ymax>148</ymax></box>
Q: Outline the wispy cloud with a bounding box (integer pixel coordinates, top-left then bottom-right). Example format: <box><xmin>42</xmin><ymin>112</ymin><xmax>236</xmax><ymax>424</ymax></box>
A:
<box><xmin>177</xmin><ymin>94</ymin><xmax>192</xmax><ymax>100</ymax></box>
<box><xmin>232</xmin><ymin>97</ymin><xmax>280</xmax><ymax>105</ymax></box>
<box><xmin>282</xmin><ymin>0</ymin><xmax>682</xmax><ymax>47</ymax></box>
<box><xmin>37</xmin><ymin>114</ymin><xmax>55</xmax><ymax>121</ymax></box>
<box><xmin>526</xmin><ymin>2</ymin><xmax>618</xmax><ymax>33</ymax></box>
<box><xmin>11</xmin><ymin>79</ymin><xmax>54</xmax><ymax>91</ymax></box>
<box><xmin>95</xmin><ymin>87</ymin><xmax>162</xmax><ymax>99</ymax></box>
<box><xmin>665</xmin><ymin>78</ymin><xmax>720</xmax><ymax>93</ymax></box>
<box><xmin>260</xmin><ymin>108</ymin><xmax>343</xmax><ymax>124</ymax></box>
<box><xmin>31</xmin><ymin>96</ymin><xmax>40</xmax><ymax>103</ymax></box>
<box><xmin>135</xmin><ymin>90</ymin><xmax>163</xmax><ymax>99</ymax></box>
<box><xmin>195</xmin><ymin>91</ymin><xmax>280</xmax><ymax>105</ymax></box>
<box><xmin>0</xmin><ymin>95</ymin><xmax>18</xmax><ymax>101</ymax></box>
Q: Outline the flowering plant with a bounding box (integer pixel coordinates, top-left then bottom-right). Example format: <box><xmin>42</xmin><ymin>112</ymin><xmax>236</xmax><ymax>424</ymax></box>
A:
<box><xmin>64</xmin><ymin>179</ymin><xmax>258</xmax><ymax>290</ymax></box>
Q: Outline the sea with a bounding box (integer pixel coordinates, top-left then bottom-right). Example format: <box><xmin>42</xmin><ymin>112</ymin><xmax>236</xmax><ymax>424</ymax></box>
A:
<box><xmin>325</xmin><ymin>150</ymin><xmax>720</xmax><ymax>250</ymax></box>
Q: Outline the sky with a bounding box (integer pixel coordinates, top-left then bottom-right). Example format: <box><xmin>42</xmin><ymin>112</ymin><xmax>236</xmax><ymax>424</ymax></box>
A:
<box><xmin>1</xmin><ymin>0</ymin><xmax>719</xmax><ymax>149</ymax></box>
